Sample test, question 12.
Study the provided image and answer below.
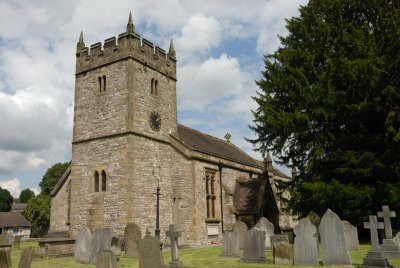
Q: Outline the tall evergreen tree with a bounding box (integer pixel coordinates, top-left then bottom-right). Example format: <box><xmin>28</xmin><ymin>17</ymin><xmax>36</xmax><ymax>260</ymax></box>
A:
<box><xmin>250</xmin><ymin>0</ymin><xmax>400</xmax><ymax>228</ymax></box>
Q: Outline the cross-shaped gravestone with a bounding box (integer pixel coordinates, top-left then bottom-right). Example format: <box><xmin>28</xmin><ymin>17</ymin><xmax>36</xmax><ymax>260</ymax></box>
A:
<box><xmin>364</xmin><ymin>215</ymin><xmax>384</xmax><ymax>251</ymax></box>
<box><xmin>377</xmin><ymin>205</ymin><xmax>396</xmax><ymax>239</ymax></box>
<box><xmin>166</xmin><ymin>224</ymin><xmax>183</xmax><ymax>267</ymax></box>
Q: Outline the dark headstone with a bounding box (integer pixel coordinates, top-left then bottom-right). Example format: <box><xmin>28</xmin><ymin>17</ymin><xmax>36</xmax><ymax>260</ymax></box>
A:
<box><xmin>74</xmin><ymin>227</ymin><xmax>92</xmax><ymax>264</ymax></box>
<box><xmin>111</xmin><ymin>236</ymin><xmax>123</xmax><ymax>256</ymax></box>
<box><xmin>273</xmin><ymin>241</ymin><xmax>294</xmax><ymax>265</ymax></box>
<box><xmin>139</xmin><ymin>230</ymin><xmax>164</xmax><ymax>268</ymax></box>
<box><xmin>90</xmin><ymin>228</ymin><xmax>112</xmax><ymax>265</ymax></box>
<box><xmin>0</xmin><ymin>249</ymin><xmax>12</xmax><ymax>268</ymax></box>
<box><xmin>270</xmin><ymin>235</ymin><xmax>289</xmax><ymax>247</ymax></box>
<box><xmin>96</xmin><ymin>250</ymin><xmax>119</xmax><ymax>268</ymax></box>
<box><xmin>18</xmin><ymin>248</ymin><xmax>34</xmax><ymax>268</ymax></box>
<box><xmin>220</xmin><ymin>230</ymin><xmax>239</xmax><ymax>257</ymax></box>
<box><xmin>241</xmin><ymin>228</ymin><xmax>266</xmax><ymax>264</ymax></box>
<box><xmin>124</xmin><ymin>223</ymin><xmax>141</xmax><ymax>258</ymax></box>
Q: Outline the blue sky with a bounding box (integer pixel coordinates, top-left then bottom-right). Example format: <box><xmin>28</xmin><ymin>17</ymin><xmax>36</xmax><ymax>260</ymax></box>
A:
<box><xmin>0</xmin><ymin>0</ymin><xmax>307</xmax><ymax>197</ymax></box>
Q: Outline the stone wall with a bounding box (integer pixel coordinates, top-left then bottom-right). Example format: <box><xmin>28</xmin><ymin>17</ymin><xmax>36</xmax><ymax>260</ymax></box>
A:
<box><xmin>50</xmin><ymin>177</ymin><xmax>70</xmax><ymax>232</ymax></box>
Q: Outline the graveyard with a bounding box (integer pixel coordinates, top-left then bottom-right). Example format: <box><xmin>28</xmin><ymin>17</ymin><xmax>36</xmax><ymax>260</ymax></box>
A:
<box><xmin>6</xmin><ymin>241</ymin><xmax>400</xmax><ymax>267</ymax></box>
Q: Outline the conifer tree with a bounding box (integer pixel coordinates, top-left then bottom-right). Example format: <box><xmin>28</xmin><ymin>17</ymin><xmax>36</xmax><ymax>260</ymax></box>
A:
<box><xmin>250</xmin><ymin>0</ymin><xmax>400</xmax><ymax>228</ymax></box>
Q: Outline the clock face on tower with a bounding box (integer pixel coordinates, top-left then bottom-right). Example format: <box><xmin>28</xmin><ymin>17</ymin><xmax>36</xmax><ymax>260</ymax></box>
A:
<box><xmin>149</xmin><ymin>112</ymin><xmax>161</xmax><ymax>131</ymax></box>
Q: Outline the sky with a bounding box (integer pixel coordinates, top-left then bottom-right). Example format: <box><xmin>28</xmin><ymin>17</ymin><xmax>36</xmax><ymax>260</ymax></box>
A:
<box><xmin>0</xmin><ymin>0</ymin><xmax>307</xmax><ymax>198</ymax></box>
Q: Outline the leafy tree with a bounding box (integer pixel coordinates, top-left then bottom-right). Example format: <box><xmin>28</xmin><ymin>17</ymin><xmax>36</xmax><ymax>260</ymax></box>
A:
<box><xmin>23</xmin><ymin>194</ymin><xmax>51</xmax><ymax>237</ymax></box>
<box><xmin>250</xmin><ymin>0</ymin><xmax>400</xmax><ymax>229</ymax></box>
<box><xmin>19</xmin><ymin>188</ymin><xmax>36</xmax><ymax>203</ymax></box>
<box><xmin>0</xmin><ymin>187</ymin><xmax>13</xmax><ymax>212</ymax></box>
<box><xmin>39</xmin><ymin>162</ymin><xmax>69</xmax><ymax>195</ymax></box>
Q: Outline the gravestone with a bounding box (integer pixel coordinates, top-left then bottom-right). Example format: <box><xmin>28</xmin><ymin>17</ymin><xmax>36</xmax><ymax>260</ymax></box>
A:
<box><xmin>273</xmin><ymin>241</ymin><xmax>293</xmax><ymax>265</ymax></box>
<box><xmin>361</xmin><ymin>217</ymin><xmax>393</xmax><ymax>268</ymax></box>
<box><xmin>378</xmin><ymin>205</ymin><xmax>396</xmax><ymax>239</ymax></box>
<box><xmin>254</xmin><ymin>217</ymin><xmax>274</xmax><ymax>249</ymax></box>
<box><xmin>111</xmin><ymin>236</ymin><xmax>123</xmax><ymax>256</ymax></box>
<box><xmin>18</xmin><ymin>248</ymin><xmax>34</xmax><ymax>268</ymax></box>
<box><xmin>377</xmin><ymin>205</ymin><xmax>400</xmax><ymax>258</ymax></box>
<box><xmin>139</xmin><ymin>229</ymin><xmax>164</xmax><ymax>268</ymax></box>
<box><xmin>232</xmin><ymin>220</ymin><xmax>247</xmax><ymax>249</ymax></box>
<box><xmin>343</xmin><ymin>221</ymin><xmax>360</xmax><ymax>251</ymax></box>
<box><xmin>166</xmin><ymin>224</ymin><xmax>184</xmax><ymax>268</ymax></box>
<box><xmin>364</xmin><ymin>215</ymin><xmax>384</xmax><ymax>251</ymax></box>
<box><xmin>319</xmin><ymin>209</ymin><xmax>352</xmax><ymax>266</ymax></box>
<box><xmin>294</xmin><ymin>218</ymin><xmax>318</xmax><ymax>266</ymax></box>
<box><xmin>90</xmin><ymin>228</ymin><xmax>112</xmax><ymax>265</ymax></box>
<box><xmin>13</xmin><ymin>236</ymin><xmax>21</xmax><ymax>249</ymax></box>
<box><xmin>0</xmin><ymin>234</ymin><xmax>10</xmax><ymax>245</ymax></box>
<box><xmin>270</xmin><ymin>235</ymin><xmax>289</xmax><ymax>247</ymax></box>
<box><xmin>124</xmin><ymin>223</ymin><xmax>141</xmax><ymax>258</ymax></box>
<box><xmin>360</xmin><ymin>251</ymin><xmax>393</xmax><ymax>268</ymax></box>
<box><xmin>74</xmin><ymin>227</ymin><xmax>92</xmax><ymax>264</ymax></box>
<box><xmin>96</xmin><ymin>250</ymin><xmax>119</xmax><ymax>268</ymax></box>
<box><xmin>241</xmin><ymin>228</ymin><xmax>266</xmax><ymax>264</ymax></box>
<box><xmin>0</xmin><ymin>249</ymin><xmax>12</xmax><ymax>268</ymax></box>
<box><xmin>220</xmin><ymin>230</ymin><xmax>239</xmax><ymax>257</ymax></box>
<box><xmin>307</xmin><ymin>211</ymin><xmax>321</xmax><ymax>228</ymax></box>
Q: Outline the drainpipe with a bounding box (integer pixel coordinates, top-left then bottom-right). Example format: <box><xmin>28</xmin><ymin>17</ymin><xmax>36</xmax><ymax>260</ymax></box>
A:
<box><xmin>218</xmin><ymin>162</ymin><xmax>224</xmax><ymax>233</ymax></box>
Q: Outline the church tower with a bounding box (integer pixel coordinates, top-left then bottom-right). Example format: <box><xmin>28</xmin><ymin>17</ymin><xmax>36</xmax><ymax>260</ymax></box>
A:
<box><xmin>69</xmin><ymin>13</ymin><xmax>178</xmax><ymax>236</ymax></box>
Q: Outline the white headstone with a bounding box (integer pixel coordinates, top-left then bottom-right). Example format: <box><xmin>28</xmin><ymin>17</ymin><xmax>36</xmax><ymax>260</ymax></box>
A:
<box><xmin>74</xmin><ymin>227</ymin><xmax>92</xmax><ymax>264</ymax></box>
<box><xmin>232</xmin><ymin>220</ymin><xmax>247</xmax><ymax>249</ymax></box>
<box><xmin>343</xmin><ymin>221</ymin><xmax>360</xmax><ymax>251</ymax></box>
<box><xmin>319</xmin><ymin>209</ymin><xmax>352</xmax><ymax>266</ymax></box>
<box><xmin>255</xmin><ymin>217</ymin><xmax>274</xmax><ymax>249</ymax></box>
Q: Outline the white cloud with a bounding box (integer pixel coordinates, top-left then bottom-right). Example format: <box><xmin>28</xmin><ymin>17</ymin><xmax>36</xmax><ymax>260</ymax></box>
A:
<box><xmin>176</xmin><ymin>13</ymin><xmax>222</xmax><ymax>58</ymax></box>
<box><xmin>0</xmin><ymin>178</ymin><xmax>21</xmax><ymax>198</ymax></box>
<box><xmin>31</xmin><ymin>188</ymin><xmax>40</xmax><ymax>195</ymax></box>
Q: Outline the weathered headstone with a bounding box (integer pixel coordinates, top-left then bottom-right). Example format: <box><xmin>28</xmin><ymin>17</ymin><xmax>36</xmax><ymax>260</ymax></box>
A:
<box><xmin>0</xmin><ymin>249</ymin><xmax>12</xmax><ymax>268</ymax></box>
<box><xmin>241</xmin><ymin>228</ymin><xmax>266</xmax><ymax>264</ymax></box>
<box><xmin>343</xmin><ymin>221</ymin><xmax>360</xmax><ymax>251</ymax></box>
<box><xmin>18</xmin><ymin>248</ymin><xmax>34</xmax><ymax>268</ymax></box>
<box><xmin>74</xmin><ymin>227</ymin><xmax>92</xmax><ymax>264</ymax></box>
<box><xmin>124</xmin><ymin>223</ymin><xmax>141</xmax><ymax>258</ymax></box>
<box><xmin>232</xmin><ymin>220</ymin><xmax>247</xmax><ymax>249</ymax></box>
<box><xmin>90</xmin><ymin>228</ymin><xmax>112</xmax><ymax>265</ymax></box>
<box><xmin>139</xmin><ymin>229</ymin><xmax>164</xmax><ymax>268</ymax></box>
<box><xmin>377</xmin><ymin>205</ymin><xmax>400</xmax><ymax>258</ymax></box>
<box><xmin>0</xmin><ymin>234</ymin><xmax>9</xmax><ymax>245</ymax></box>
<box><xmin>270</xmin><ymin>235</ymin><xmax>289</xmax><ymax>247</ymax></box>
<box><xmin>307</xmin><ymin>211</ymin><xmax>321</xmax><ymax>228</ymax></box>
<box><xmin>220</xmin><ymin>230</ymin><xmax>239</xmax><ymax>257</ymax></box>
<box><xmin>111</xmin><ymin>236</ymin><xmax>123</xmax><ymax>256</ymax></box>
<box><xmin>378</xmin><ymin>205</ymin><xmax>396</xmax><ymax>239</ymax></box>
<box><xmin>13</xmin><ymin>236</ymin><xmax>21</xmax><ymax>249</ymax></box>
<box><xmin>166</xmin><ymin>224</ymin><xmax>183</xmax><ymax>268</ymax></box>
<box><xmin>96</xmin><ymin>250</ymin><xmax>119</xmax><ymax>268</ymax></box>
<box><xmin>364</xmin><ymin>215</ymin><xmax>384</xmax><ymax>251</ymax></box>
<box><xmin>273</xmin><ymin>241</ymin><xmax>294</xmax><ymax>265</ymax></box>
<box><xmin>254</xmin><ymin>217</ymin><xmax>274</xmax><ymax>249</ymax></box>
<box><xmin>294</xmin><ymin>218</ymin><xmax>318</xmax><ymax>266</ymax></box>
<box><xmin>319</xmin><ymin>209</ymin><xmax>352</xmax><ymax>266</ymax></box>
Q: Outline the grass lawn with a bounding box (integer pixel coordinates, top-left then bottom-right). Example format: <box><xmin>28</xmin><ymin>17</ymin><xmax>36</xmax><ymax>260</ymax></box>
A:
<box><xmin>10</xmin><ymin>241</ymin><xmax>400</xmax><ymax>268</ymax></box>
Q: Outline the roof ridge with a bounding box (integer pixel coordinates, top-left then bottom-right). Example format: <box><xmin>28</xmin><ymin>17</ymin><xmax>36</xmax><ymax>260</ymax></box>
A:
<box><xmin>178</xmin><ymin>124</ymin><xmax>260</xmax><ymax>166</ymax></box>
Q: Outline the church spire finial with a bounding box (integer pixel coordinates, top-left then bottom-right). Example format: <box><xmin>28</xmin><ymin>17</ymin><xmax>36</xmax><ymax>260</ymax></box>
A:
<box><xmin>76</xmin><ymin>30</ymin><xmax>85</xmax><ymax>53</ymax></box>
<box><xmin>126</xmin><ymin>11</ymin><xmax>135</xmax><ymax>34</ymax></box>
<box><xmin>168</xmin><ymin>39</ymin><xmax>176</xmax><ymax>58</ymax></box>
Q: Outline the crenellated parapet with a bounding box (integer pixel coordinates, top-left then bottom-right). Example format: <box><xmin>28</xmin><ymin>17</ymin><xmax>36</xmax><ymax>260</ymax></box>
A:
<box><xmin>75</xmin><ymin>13</ymin><xmax>176</xmax><ymax>80</ymax></box>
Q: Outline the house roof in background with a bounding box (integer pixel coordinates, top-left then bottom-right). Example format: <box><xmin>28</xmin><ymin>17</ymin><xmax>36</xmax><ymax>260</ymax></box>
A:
<box><xmin>0</xmin><ymin>212</ymin><xmax>31</xmax><ymax>228</ymax></box>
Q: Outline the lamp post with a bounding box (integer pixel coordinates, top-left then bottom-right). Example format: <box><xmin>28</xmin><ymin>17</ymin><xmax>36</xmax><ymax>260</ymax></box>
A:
<box><xmin>153</xmin><ymin>169</ymin><xmax>161</xmax><ymax>238</ymax></box>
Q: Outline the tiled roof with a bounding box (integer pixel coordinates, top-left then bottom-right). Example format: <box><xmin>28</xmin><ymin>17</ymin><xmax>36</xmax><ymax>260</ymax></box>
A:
<box><xmin>177</xmin><ymin>124</ymin><xmax>261</xmax><ymax>168</ymax></box>
<box><xmin>0</xmin><ymin>212</ymin><xmax>31</xmax><ymax>228</ymax></box>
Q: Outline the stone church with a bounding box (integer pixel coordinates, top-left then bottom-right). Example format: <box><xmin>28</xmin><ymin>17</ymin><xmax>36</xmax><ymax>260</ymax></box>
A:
<box><xmin>50</xmin><ymin>13</ymin><xmax>295</xmax><ymax>245</ymax></box>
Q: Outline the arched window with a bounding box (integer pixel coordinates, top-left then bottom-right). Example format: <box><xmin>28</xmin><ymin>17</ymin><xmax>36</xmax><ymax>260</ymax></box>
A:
<box><xmin>94</xmin><ymin>171</ymin><xmax>99</xmax><ymax>192</ymax></box>
<box><xmin>155</xmin><ymin>80</ymin><xmax>158</xmax><ymax>95</ymax></box>
<box><xmin>101</xmin><ymin>170</ymin><xmax>107</xmax><ymax>192</ymax></box>
<box><xmin>103</xmin><ymin>76</ymin><xmax>106</xmax><ymax>92</ymax></box>
<box><xmin>97</xmin><ymin>77</ymin><xmax>102</xmax><ymax>93</ymax></box>
<box><xmin>151</xmin><ymin>78</ymin><xmax>154</xmax><ymax>94</ymax></box>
